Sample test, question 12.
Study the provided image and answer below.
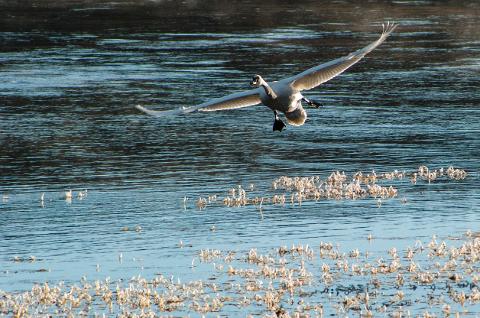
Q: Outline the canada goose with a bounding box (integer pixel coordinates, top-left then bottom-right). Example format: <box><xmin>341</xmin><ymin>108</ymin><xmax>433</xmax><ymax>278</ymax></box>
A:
<box><xmin>136</xmin><ymin>22</ymin><xmax>398</xmax><ymax>132</ymax></box>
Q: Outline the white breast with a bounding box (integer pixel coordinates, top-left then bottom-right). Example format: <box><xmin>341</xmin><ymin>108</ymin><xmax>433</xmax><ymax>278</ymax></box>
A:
<box><xmin>261</xmin><ymin>82</ymin><xmax>303</xmax><ymax>113</ymax></box>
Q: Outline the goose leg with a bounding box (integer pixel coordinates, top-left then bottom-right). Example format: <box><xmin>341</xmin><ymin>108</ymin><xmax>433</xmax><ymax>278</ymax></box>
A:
<box><xmin>302</xmin><ymin>97</ymin><xmax>322</xmax><ymax>108</ymax></box>
<box><xmin>273</xmin><ymin>111</ymin><xmax>286</xmax><ymax>132</ymax></box>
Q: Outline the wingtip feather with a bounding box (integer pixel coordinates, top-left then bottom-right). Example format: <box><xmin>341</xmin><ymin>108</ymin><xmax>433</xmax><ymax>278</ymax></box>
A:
<box><xmin>135</xmin><ymin>104</ymin><xmax>146</xmax><ymax>112</ymax></box>
<box><xmin>382</xmin><ymin>21</ymin><xmax>399</xmax><ymax>36</ymax></box>
<box><xmin>135</xmin><ymin>104</ymin><xmax>190</xmax><ymax>117</ymax></box>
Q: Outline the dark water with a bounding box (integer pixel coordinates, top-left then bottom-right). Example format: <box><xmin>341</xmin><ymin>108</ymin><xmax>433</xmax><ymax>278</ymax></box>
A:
<box><xmin>0</xmin><ymin>0</ymin><xmax>479</xmax><ymax>314</ymax></box>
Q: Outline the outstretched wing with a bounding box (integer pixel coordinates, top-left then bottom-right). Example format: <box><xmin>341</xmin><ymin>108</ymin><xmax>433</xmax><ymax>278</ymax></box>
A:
<box><xmin>135</xmin><ymin>88</ymin><xmax>262</xmax><ymax>117</ymax></box>
<box><xmin>286</xmin><ymin>22</ymin><xmax>398</xmax><ymax>92</ymax></box>
<box><xmin>198</xmin><ymin>88</ymin><xmax>262</xmax><ymax>112</ymax></box>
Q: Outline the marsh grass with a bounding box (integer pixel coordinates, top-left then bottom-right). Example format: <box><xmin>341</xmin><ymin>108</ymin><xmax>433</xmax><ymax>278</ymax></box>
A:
<box><xmin>192</xmin><ymin>165</ymin><xmax>467</xmax><ymax>210</ymax></box>
<box><xmin>1</xmin><ymin>232</ymin><xmax>480</xmax><ymax>317</ymax></box>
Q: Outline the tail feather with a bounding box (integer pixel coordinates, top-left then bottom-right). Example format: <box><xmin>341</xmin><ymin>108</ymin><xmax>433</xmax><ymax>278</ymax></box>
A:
<box><xmin>285</xmin><ymin>106</ymin><xmax>307</xmax><ymax>126</ymax></box>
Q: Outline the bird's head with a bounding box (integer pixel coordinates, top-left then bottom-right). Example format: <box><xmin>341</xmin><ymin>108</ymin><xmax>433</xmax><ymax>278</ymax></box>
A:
<box><xmin>250</xmin><ymin>75</ymin><xmax>263</xmax><ymax>87</ymax></box>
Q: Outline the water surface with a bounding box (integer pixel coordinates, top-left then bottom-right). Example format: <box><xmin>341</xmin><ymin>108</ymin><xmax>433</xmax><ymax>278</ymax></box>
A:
<box><xmin>0</xmin><ymin>0</ymin><xmax>479</xmax><ymax>315</ymax></box>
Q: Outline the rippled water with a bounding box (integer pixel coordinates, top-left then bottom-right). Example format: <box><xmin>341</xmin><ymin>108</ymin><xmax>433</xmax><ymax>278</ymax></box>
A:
<box><xmin>0</xmin><ymin>0</ymin><xmax>479</xmax><ymax>314</ymax></box>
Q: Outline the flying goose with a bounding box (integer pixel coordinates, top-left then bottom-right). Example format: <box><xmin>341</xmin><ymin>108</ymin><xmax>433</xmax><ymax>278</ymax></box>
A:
<box><xmin>136</xmin><ymin>22</ymin><xmax>398</xmax><ymax>131</ymax></box>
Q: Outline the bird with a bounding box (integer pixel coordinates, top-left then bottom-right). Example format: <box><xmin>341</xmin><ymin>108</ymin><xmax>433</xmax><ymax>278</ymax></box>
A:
<box><xmin>136</xmin><ymin>22</ymin><xmax>398</xmax><ymax>132</ymax></box>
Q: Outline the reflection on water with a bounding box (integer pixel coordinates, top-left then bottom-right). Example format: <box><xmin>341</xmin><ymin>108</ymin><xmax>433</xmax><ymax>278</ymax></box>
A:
<box><xmin>0</xmin><ymin>0</ymin><xmax>479</xmax><ymax>314</ymax></box>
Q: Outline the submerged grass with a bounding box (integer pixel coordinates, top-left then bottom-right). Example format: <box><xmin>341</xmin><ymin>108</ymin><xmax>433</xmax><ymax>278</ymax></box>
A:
<box><xmin>193</xmin><ymin>165</ymin><xmax>467</xmax><ymax>210</ymax></box>
<box><xmin>0</xmin><ymin>165</ymin><xmax>471</xmax><ymax>317</ymax></box>
<box><xmin>1</xmin><ymin>231</ymin><xmax>480</xmax><ymax>317</ymax></box>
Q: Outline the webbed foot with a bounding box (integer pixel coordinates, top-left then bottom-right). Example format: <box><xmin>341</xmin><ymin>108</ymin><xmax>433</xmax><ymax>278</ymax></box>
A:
<box><xmin>303</xmin><ymin>97</ymin><xmax>322</xmax><ymax>108</ymax></box>
<box><xmin>273</xmin><ymin>118</ymin><xmax>286</xmax><ymax>132</ymax></box>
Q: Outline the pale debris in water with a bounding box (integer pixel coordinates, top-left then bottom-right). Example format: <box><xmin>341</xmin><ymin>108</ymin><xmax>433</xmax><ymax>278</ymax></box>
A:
<box><xmin>2</xmin><ymin>233</ymin><xmax>480</xmax><ymax>316</ymax></box>
<box><xmin>189</xmin><ymin>165</ymin><xmax>465</xmax><ymax>210</ymax></box>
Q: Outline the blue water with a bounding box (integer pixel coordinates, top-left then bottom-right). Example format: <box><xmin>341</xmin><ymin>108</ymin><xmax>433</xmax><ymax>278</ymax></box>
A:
<box><xmin>0</xmin><ymin>0</ymin><xmax>479</xmax><ymax>315</ymax></box>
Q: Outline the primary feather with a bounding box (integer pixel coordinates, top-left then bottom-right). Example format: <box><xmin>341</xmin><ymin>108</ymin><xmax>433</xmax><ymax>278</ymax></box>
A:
<box><xmin>285</xmin><ymin>22</ymin><xmax>398</xmax><ymax>91</ymax></box>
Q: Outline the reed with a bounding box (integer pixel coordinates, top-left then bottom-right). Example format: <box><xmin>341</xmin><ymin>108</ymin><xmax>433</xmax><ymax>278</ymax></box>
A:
<box><xmin>2</xmin><ymin>231</ymin><xmax>480</xmax><ymax>317</ymax></box>
<box><xmin>189</xmin><ymin>165</ymin><xmax>467</xmax><ymax>210</ymax></box>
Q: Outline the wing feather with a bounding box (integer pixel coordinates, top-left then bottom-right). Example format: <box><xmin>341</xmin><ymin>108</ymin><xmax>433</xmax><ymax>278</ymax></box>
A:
<box><xmin>287</xmin><ymin>22</ymin><xmax>398</xmax><ymax>91</ymax></box>
<box><xmin>135</xmin><ymin>88</ymin><xmax>262</xmax><ymax>117</ymax></box>
<box><xmin>198</xmin><ymin>88</ymin><xmax>262</xmax><ymax>112</ymax></box>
